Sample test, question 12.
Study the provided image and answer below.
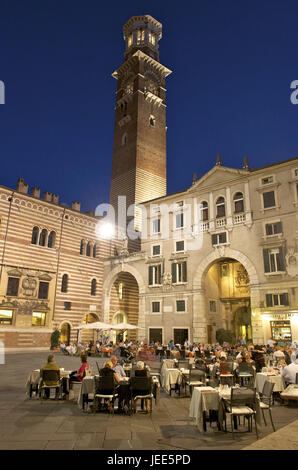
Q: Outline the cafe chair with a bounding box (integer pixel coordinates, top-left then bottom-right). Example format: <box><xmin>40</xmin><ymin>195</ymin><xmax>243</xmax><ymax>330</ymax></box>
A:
<box><xmin>296</xmin><ymin>373</ymin><xmax>298</xmax><ymax>385</ymax></box>
<box><xmin>39</xmin><ymin>369</ymin><xmax>62</xmax><ymax>400</ymax></box>
<box><xmin>94</xmin><ymin>376</ymin><xmax>118</xmax><ymax>415</ymax></box>
<box><xmin>177</xmin><ymin>360</ymin><xmax>189</xmax><ymax>370</ymax></box>
<box><xmin>224</xmin><ymin>387</ymin><xmax>258</xmax><ymax>439</ymax></box>
<box><xmin>184</xmin><ymin>369</ymin><xmax>206</xmax><ymax>396</ymax></box>
<box><xmin>130</xmin><ymin>377</ymin><xmax>154</xmax><ymax>414</ymax></box>
<box><xmin>259</xmin><ymin>380</ymin><xmax>275</xmax><ymax>431</ymax></box>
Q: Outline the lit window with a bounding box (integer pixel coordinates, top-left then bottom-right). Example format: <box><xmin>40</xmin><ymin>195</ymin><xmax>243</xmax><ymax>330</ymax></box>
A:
<box><xmin>0</xmin><ymin>309</ymin><xmax>13</xmax><ymax>325</ymax></box>
<box><xmin>32</xmin><ymin>312</ymin><xmax>46</xmax><ymax>326</ymax></box>
<box><xmin>128</xmin><ymin>34</ymin><xmax>133</xmax><ymax>47</ymax></box>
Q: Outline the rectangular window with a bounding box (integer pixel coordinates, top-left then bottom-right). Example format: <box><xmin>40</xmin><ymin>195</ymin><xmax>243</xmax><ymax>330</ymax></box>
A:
<box><xmin>265</xmin><ymin>222</ymin><xmax>282</xmax><ymax>236</ymax></box>
<box><xmin>263</xmin><ymin>247</ymin><xmax>285</xmax><ymax>273</ymax></box>
<box><xmin>175</xmin><ymin>212</ymin><xmax>184</xmax><ymax>228</ymax></box>
<box><xmin>176</xmin><ymin>300</ymin><xmax>186</xmax><ymax>312</ymax></box>
<box><xmin>210</xmin><ymin>300</ymin><xmax>217</xmax><ymax>312</ymax></box>
<box><xmin>266</xmin><ymin>293</ymin><xmax>289</xmax><ymax>307</ymax></box>
<box><xmin>263</xmin><ymin>191</ymin><xmax>276</xmax><ymax>208</ymax></box>
<box><xmin>176</xmin><ymin>240</ymin><xmax>185</xmax><ymax>252</ymax></box>
<box><xmin>6</xmin><ymin>277</ymin><xmax>19</xmax><ymax>297</ymax></box>
<box><xmin>149</xmin><ymin>264</ymin><xmax>162</xmax><ymax>286</ymax></box>
<box><xmin>152</xmin><ymin>301</ymin><xmax>161</xmax><ymax>313</ymax></box>
<box><xmin>152</xmin><ymin>245</ymin><xmax>161</xmax><ymax>256</ymax></box>
<box><xmin>38</xmin><ymin>281</ymin><xmax>49</xmax><ymax>299</ymax></box>
<box><xmin>32</xmin><ymin>312</ymin><xmax>46</xmax><ymax>326</ymax></box>
<box><xmin>211</xmin><ymin>232</ymin><xmax>227</xmax><ymax>246</ymax></box>
<box><xmin>262</xmin><ymin>176</ymin><xmax>274</xmax><ymax>185</ymax></box>
<box><xmin>0</xmin><ymin>309</ymin><xmax>13</xmax><ymax>325</ymax></box>
<box><xmin>152</xmin><ymin>218</ymin><xmax>161</xmax><ymax>234</ymax></box>
<box><xmin>172</xmin><ymin>261</ymin><xmax>187</xmax><ymax>284</ymax></box>
<box><xmin>64</xmin><ymin>302</ymin><xmax>71</xmax><ymax>310</ymax></box>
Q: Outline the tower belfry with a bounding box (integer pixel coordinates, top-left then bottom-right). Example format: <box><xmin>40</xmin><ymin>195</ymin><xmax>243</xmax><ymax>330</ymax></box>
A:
<box><xmin>110</xmin><ymin>15</ymin><xmax>171</xmax><ymax>238</ymax></box>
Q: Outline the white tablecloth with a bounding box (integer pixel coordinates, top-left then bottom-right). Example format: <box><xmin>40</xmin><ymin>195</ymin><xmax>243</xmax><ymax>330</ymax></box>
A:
<box><xmin>189</xmin><ymin>387</ymin><xmax>220</xmax><ymax>432</ymax></box>
<box><xmin>161</xmin><ymin>368</ymin><xmax>182</xmax><ymax>393</ymax></box>
<box><xmin>280</xmin><ymin>385</ymin><xmax>298</xmax><ymax>400</ymax></box>
<box><xmin>26</xmin><ymin>369</ymin><xmax>71</xmax><ymax>395</ymax></box>
<box><xmin>256</xmin><ymin>373</ymin><xmax>285</xmax><ymax>393</ymax></box>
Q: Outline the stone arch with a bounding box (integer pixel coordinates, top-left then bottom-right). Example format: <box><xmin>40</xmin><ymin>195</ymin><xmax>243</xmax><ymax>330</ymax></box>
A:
<box><xmin>193</xmin><ymin>247</ymin><xmax>259</xmax><ymax>290</ymax></box>
<box><xmin>102</xmin><ymin>264</ymin><xmax>146</xmax><ymax>340</ymax></box>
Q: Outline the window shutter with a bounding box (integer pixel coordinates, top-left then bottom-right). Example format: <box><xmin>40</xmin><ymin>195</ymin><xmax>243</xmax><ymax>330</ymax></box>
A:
<box><xmin>275</xmin><ymin>222</ymin><xmax>282</xmax><ymax>234</ymax></box>
<box><xmin>149</xmin><ymin>266</ymin><xmax>153</xmax><ymax>285</ymax></box>
<box><xmin>211</xmin><ymin>234</ymin><xmax>217</xmax><ymax>246</ymax></box>
<box><xmin>183</xmin><ymin>261</ymin><xmax>187</xmax><ymax>282</ymax></box>
<box><xmin>263</xmin><ymin>249</ymin><xmax>270</xmax><ymax>273</ymax></box>
<box><xmin>266</xmin><ymin>294</ymin><xmax>273</xmax><ymax>307</ymax></box>
<box><xmin>277</xmin><ymin>247</ymin><xmax>285</xmax><ymax>271</ymax></box>
<box><xmin>281</xmin><ymin>293</ymin><xmax>289</xmax><ymax>306</ymax></box>
<box><xmin>172</xmin><ymin>263</ymin><xmax>177</xmax><ymax>284</ymax></box>
<box><xmin>157</xmin><ymin>265</ymin><xmax>161</xmax><ymax>285</ymax></box>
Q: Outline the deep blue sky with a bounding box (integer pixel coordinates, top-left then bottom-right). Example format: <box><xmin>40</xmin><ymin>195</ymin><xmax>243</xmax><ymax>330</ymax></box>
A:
<box><xmin>0</xmin><ymin>0</ymin><xmax>298</xmax><ymax>212</ymax></box>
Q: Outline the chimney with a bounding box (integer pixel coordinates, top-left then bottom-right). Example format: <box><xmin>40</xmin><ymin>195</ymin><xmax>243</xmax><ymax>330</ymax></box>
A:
<box><xmin>43</xmin><ymin>191</ymin><xmax>52</xmax><ymax>202</ymax></box>
<box><xmin>16</xmin><ymin>178</ymin><xmax>29</xmax><ymax>194</ymax></box>
<box><xmin>31</xmin><ymin>187</ymin><xmax>40</xmax><ymax>198</ymax></box>
<box><xmin>72</xmin><ymin>201</ymin><xmax>81</xmax><ymax>211</ymax></box>
<box><xmin>52</xmin><ymin>194</ymin><xmax>59</xmax><ymax>204</ymax></box>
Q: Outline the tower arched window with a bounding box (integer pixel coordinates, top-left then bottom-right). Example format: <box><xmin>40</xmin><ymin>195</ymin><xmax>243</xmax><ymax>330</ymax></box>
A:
<box><xmin>61</xmin><ymin>274</ymin><xmax>68</xmax><ymax>293</ymax></box>
<box><xmin>39</xmin><ymin>229</ymin><xmax>47</xmax><ymax>246</ymax></box>
<box><xmin>86</xmin><ymin>242</ymin><xmax>91</xmax><ymax>257</ymax></box>
<box><xmin>121</xmin><ymin>133</ymin><xmax>128</xmax><ymax>146</ymax></box>
<box><xmin>149</xmin><ymin>115</ymin><xmax>155</xmax><ymax>127</ymax></box>
<box><xmin>200</xmin><ymin>201</ymin><xmax>209</xmax><ymax>221</ymax></box>
<box><xmin>93</xmin><ymin>244</ymin><xmax>97</xmax><ymax>258</ymax></box>
<box><xmin>91</xmin><ymin>278</ymin><xmax>97</xmax><ymax>296</ymax></box>
<box><xmin>234</xmin><ymin>192</ymin><xmax>244</xmax><ymax>213</ymax></box>
<box><xmin>216</xmin><ymin>197</ymin><xmax>226</xmax><ymax>218</ymax></box>
<box><xmin>31</xmin><ymin>226</ymin><xmax>39</xmax><ymax>245</ymax></box>
<box><xmin>80</xmin><ymin>240</ymin><xmax>85</xmax><ymax>255</ymax></box>
<box><xmin>48</xmin><ymin>231</ymin><xmax>56</xmax><ymax>248</ymax></box>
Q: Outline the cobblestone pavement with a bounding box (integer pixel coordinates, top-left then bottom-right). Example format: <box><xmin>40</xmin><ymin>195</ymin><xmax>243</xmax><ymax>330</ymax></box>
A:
<box><xmin>1</xmin><ymin>351</ymin><xmax>298</xmax><ymax>450</ymax></box>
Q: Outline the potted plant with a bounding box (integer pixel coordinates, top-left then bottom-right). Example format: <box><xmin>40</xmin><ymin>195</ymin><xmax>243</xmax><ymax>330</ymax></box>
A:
<box><xmin>50</xmin><ymin>329</ymin><xmax>60</xmax><ymax>350</ymax></box>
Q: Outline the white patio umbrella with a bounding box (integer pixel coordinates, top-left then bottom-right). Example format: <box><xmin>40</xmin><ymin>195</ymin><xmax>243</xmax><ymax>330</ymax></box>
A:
<box><xmin>75</xmin><ymin>321</ymin><xmax>113</xmax><ymax>330</ymax></box>
<box><xmin>111</xmin><ymin>322</ymin><xmax>140</xmax><ymax>330</ymax></box>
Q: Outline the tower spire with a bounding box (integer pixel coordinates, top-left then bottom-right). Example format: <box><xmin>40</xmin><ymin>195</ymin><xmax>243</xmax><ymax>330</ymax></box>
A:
<box><xmin>243</xmin><ymin>155</ymin><xmax>249</xmax><ymax>170</ymax></box>
<box><xmin>216</xmin><ymin>153</ymin><xmax>222</xmax><ymax>166</ymax></box>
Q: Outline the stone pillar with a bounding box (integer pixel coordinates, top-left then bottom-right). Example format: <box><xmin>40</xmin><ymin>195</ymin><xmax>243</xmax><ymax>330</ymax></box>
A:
<box><xmin>250</xmin><ymin>286</ymin><xmax>264</xmax><ymax>345</ymax></box>
<box><xmin>137</xmin><ymin>291</ymin><xmax>146</xmax><ymax>342</ymax></box>
<box><xmin>192</xmin><ymin>289</ymin><xmax>208</xmax><ymax>343</ymax></box>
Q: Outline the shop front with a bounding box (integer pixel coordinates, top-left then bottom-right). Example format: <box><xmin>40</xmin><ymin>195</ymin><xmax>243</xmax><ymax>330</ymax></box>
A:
<box><xmin>261</xmin><ymin>312</ymin><xmax>298</xmax><ymax>345</ymax></box>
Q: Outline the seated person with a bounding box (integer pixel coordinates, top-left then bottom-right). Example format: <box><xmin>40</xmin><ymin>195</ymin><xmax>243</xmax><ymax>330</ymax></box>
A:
<box><xmin>59</xmin><ymin>342</ymin><xmax>67</xmax><ymax>354</ymax></box>
<box><xmin>132</xmin><ymin>361</ymin><xmax>151</xmax><ymax>413</ymax></box>
<box><xmin>236</xmin><ymin>354</ymin><xmax>254</xmax><ymax>375</ymax></box>
<box><xmin>99</xmin><ymin>360</ymin><xmax>120</xmax><ymax>412</ymax></box>
<box><xmin>195</xmin><ymin>358</ymin><xmax>208</xmax><ymax>373</ymax></box>
<box><xmin>111</xmin><ymin>355</ymin><xmax>126</xmax><ymax>379</ymax></box>
<box><xmin>280</xmin><ymin>358</ymin><xmax>298</xmax><ymax>385</ymax></box>
<box><xmin>218</xmin><ymin>356</ymin><xmax>230</xmax><ymax>374</ymax></box>
<box><xmin>70</xmin><ymin>353</ymin><xmax>89</xmax><ymax>383</ymax></box>
<box><xmin>40</xmin><ymin>354</ymin><xmax>61</xmax><ymax>399</ymax></box>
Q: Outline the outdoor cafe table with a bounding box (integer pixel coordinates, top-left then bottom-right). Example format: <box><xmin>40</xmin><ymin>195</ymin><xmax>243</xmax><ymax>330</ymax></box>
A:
<box><xmin>26</xmin><ymin>369</ymin><xmax>72</xmax><ymax>397</ymax></box>
<box><xmin>255</xmin><ymin>372</ymin><xmax>285</xmax><ymax>393</ymax></box>
<box><xmin>78</xmin><ymin>375</ymin><xmax>160</xmax><ymax>410</ymax></box>
<box><xmin>189</xmin><ymin>386</ymin><xmax>262</xmax><ymax>432</ymax></box>
<box><xmin>280</xmin><ymin>384</ymin><xmax>298</xmax><ymax>402</ymax></box>
<box><xmin>161</xmin><ymin>368</ymin><xmax>183</xmax><ymax>394</ymax></box>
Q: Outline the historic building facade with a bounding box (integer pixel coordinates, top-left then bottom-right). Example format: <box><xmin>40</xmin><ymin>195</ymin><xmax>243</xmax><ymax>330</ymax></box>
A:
<box><xmin>0</xmin><ymin>14</ymin><xmax>297</xmax><ymax>348</ymax></box>
<box><xmin>0</xmin><ymin>178</ymin><xmax>121</xmax><ymax>347</ymax></box>
<box><xmin>103</xmin><ymin>157</ymin><xmax>298</xmax><ymax>345</ymax></box>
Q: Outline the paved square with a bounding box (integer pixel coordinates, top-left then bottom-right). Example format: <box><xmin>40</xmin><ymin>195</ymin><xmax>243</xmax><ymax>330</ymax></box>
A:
<box><xmin>1</xmin><ymin>351</ymin><xmax>298</xmax><ymax>450</ymax></box>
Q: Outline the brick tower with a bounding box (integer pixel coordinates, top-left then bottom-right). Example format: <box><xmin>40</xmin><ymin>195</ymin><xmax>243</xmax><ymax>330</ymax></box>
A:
<box><xmin>110</xmin><ymin>15</ymin><xmax>171</xmax><ymax>239</ymax></box>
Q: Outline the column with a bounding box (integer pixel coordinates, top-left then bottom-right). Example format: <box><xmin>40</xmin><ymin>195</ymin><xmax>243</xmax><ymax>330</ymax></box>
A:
<box><xmin>192</xmin><ymin>289</ymin><xmax>208</xmax><ymax>343</ymax></box>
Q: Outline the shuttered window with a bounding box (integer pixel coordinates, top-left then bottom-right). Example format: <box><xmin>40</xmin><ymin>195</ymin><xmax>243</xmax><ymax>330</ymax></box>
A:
<box><xmin>149</xmin><ymin>265</ymin><xmax>162</xmax><ymax>286</ymax></box>
<box><xmin>172</xmin><ymin>261</ymin><xmax>187</xmax><ymax>284</ymax></box>
<box><xmin>263</xmin><ymin>247</ymin><xmax>285</xmax><ymax>273</ymax></box>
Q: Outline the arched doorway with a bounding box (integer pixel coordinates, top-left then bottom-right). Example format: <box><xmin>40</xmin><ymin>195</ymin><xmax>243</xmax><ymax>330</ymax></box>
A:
<box><xmin>60</xmin><ymin>322</ymin><xmax>71</xmax><ymax>346</ymax></box>
<box><xmin>204</xmin><ymin>258</ymin><xmax>251</xmax><ymax>343</ymax></box>
<box><xmin>107</xmin><ymin>271</ymin><xmax>139</xmax><ymax>342</ymax></box>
